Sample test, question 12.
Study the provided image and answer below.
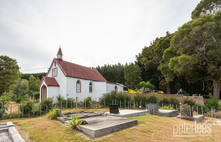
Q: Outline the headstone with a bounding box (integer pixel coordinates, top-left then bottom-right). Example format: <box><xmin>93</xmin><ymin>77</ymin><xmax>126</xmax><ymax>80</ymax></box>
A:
<box><xmin>56</xmin><ymin>109</ymin><xmax>62</xmax><ymax>117</ymax></box>
<box><xmin>110</xmin><ymin>104</ymin><xmax>119</xmax><ymax>114</ymax></box>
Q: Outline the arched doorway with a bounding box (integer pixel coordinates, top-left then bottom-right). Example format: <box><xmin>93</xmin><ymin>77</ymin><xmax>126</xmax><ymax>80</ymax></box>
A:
<box><xmin>41</xmin><ymin>85</ymin><xmax>47</xmax><ymax>101</ymax></box>
<box><xmin>115</xmin><ymin>85</ymin><xmax>118</xmax><ymax>92</ymax></box>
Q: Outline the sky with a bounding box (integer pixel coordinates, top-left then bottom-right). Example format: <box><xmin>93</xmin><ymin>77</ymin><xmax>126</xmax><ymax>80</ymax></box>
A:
<box><xmin>0</xmin><ymin>0</ymin><xmax>201</xmax><ymax>73</ymax></box>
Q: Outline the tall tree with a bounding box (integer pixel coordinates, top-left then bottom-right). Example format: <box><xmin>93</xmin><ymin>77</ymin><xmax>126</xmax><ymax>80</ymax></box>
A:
<box><xmin>141</xmin><ymin>32</ymin><xmax>174</xmax><ymax>94</ymax></box>
<box><xmin>29</xmin><ymin>75</ymin><xmax>40</xmax><ymax>92</ymax></box>
<box><xmin>0</xmin><ymin>56</ymin><xmax>20</xmax><ymax>96</ymax></box>
<box><xmin>10</xmin><ymin>79</ymin><xmax>29</xmax><ymax>98</ymax></box>
<box><xmin>169</xmin><ymin>11</ymin><xmax>221</xmax><ymax>101</ymax></box>
<box><xmin>192</xmin><ymin>0</ymin><xmax>221</xmax><ymax>19</ymax></box>
<box><xmin>124</xmin><ymin>63</ymin><xmax>142</xmax><ymax>90</ymax></box>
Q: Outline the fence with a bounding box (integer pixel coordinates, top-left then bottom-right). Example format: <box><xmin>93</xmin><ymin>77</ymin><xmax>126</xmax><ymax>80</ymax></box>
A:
<box><xmin>1</xmin><ymin>97</ymin><xmax>221</xmax><ymax>120</ymax></box>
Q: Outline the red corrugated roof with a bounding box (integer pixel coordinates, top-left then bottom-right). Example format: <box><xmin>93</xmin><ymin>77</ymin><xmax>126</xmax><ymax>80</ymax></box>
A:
<box><xmin>39</xmin><ymin>76</ymin><xmax>60</xmax><ymax>88</ymax></box>
<box><xmin>57</xmin><ymin>47</ymin><xmax>63</xmax><ymax>56</ymax></box>
<box><xmin>55</xmin><ymin>59</ymin><xmax>107</xmax><ymax>82</ymax></box>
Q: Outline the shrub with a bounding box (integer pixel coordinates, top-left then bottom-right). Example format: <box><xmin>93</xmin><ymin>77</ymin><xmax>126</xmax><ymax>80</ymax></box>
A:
<box><xmin>67</xmin><ymin>98</ymin><xmax>75</xmax><ymax>108</ymax></box>
<box><xmin>158</xmin><ymin>95</ymin><xmax>170</xmax><ymax>106</ymax></box>
<box><xmin>19</xmin><ymin>99</ymin><xmax>34</xmax><ymax>114</ymax></box>
<box><xmin>205</xmin><ymin>93</ymin><xmax>218</xmax><ymax>109</ymax></box>
<box><xmin>159</xmin><ymin>105</ymin><xmax>175</xmax><ymax>110</ymax></box>
<box><xmin>83</xmin><ymin>96</ymin><xmax>92</xmax><ymax>108</ymax></box>
<box><xmin>193</xmin><ymin>103</ymin><xmax>209</xmax><ymax>114</ymax></box>
<box><xmin>47</xmin><ymin>105</ymin><xmax>58</xmax><ymax>119</ymax></box>
<box><xmin>14</xmin><ymin>96</ymin><xmax>24</xmax><ymax>103</ymax></box>
<box><xmin>147</xmin><ymin>93</ymin><xmax>158</xmax><ymax>103</ymax></box>
<box><xmin>66</xmin><ymin>115</ymin><xmax>82</xmax><ymax>130</ymax></box>
<box><xmin>41</xmin><ymin>98</ymin><xmax>53</xmax><ymax>112</ymax></box>
<box><xmin>34</xmin><ymin>92</ymin><xmax>40</xmax><ymax>100</ymax></box>
<box><xmin>218</xmin><ymin>100</ymin><xmax>221</xmax><ymax>110</ymax></box>
<box><xmin>0</xmin><ymin>95</ymin><xmax>10</xmax><ymax>114</ymax></box>
<box><xmin>181</xmin><ymin>97</ymin><xmax>196</xmax><ymax>106</ymax></box>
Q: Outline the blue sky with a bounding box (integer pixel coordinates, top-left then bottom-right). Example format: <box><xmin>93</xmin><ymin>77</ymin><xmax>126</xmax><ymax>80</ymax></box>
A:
<box><xmin>0</xmin><ymin>0</ymin><xmax>201</xmax><ymax>73</ymax></box>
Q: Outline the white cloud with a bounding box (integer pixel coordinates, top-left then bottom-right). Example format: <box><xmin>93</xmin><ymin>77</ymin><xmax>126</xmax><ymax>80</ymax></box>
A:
<box><xmin>0</xmin><ymin>0</ymin><xmax>201</xmax><ymax>73</ymax></box>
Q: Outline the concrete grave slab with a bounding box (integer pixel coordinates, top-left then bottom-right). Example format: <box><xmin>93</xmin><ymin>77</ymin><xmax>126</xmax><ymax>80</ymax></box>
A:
<box><xmin>0</xmin><ymin>122</ymin><xmax>25</xmax><ymax>142</ymax></box>
<box><xmin>176</xmin><ymin>114</ymin><xmax>205</xmax><ymax>122</ymax></box>
<box><xmin>105</xmin><ymin>109</ymin><xmax>146</xmax><ymax>117</ymax></box>
<box><xmin>78</xmin><ymin>116</ymin><xmax>137</xmax><ymax>137</ymax></box>
<box><xmin>157</xmin><ymin>109</ymin><xmax>179</xmax><ymax>117</ymax></box>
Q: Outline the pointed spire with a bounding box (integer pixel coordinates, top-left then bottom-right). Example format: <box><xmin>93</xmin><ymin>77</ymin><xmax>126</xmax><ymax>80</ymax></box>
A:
<box><xmin>57</xmin><ymin>46</ymin><xmax>63</xmax><ymax>59</ymax></box>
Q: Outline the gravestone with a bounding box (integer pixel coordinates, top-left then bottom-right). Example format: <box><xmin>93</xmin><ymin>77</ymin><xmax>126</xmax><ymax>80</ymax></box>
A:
<box><xmin>110</xmin><ymin>104</ymin><xmax>119</xmax><ymax>114</ymax></box>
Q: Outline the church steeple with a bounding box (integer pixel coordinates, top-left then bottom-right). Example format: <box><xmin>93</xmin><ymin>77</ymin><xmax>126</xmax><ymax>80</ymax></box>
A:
<box><xmin>57</xmin><ymin>45</ymin><xmax>63</xmax><ymax>59</ymax></box>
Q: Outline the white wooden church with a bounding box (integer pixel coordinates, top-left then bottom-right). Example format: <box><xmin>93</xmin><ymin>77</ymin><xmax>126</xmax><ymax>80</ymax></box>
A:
<box><xmin>39</xmin><ymin>47</ymin><xmax>124</xmax><ymax>102</ymax></box>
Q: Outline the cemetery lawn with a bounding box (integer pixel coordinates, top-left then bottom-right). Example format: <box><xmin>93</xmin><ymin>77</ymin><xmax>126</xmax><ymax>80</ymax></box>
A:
<box><xmin>1</xmin><ymin>108</ymin><xmax>221</xmax><ymax>142</ymax></box>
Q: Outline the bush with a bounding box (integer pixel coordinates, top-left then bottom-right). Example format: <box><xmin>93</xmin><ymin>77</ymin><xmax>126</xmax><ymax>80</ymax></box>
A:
<box><xmin>66</xmin><ymin>115</ymin><xmax>82</xmax><ymax>130</ymax></box>
<box><xmin>193</xmin><ymin>103</ymin><xmax>209</xmax><ymax>114</ymax></box>
<box><xmin>218</xmin><ymin>100</ymin><xmax>221</xmax><ymax>110</ymax></box>
<box><xmin>147</xmin><ymin>93</ymin><xmax>158</xmax><ymax>103</ymax></box>
<box><xmin>19</xmin><ymin>99</ymin><xmax>34</xmax><ymax>114</ymax></box>
<box><xmin>41</xmin><ymin>98</ymin><xmax>53</xmax><ymax>112</ymax></box>
<box><xmin>67</xmin><ymin>98</ymin><xmax>75</xmax><ymax>108</ymax></box>
<box><xmin>34</xmin><ymin>92</ymin><xmax>40</xmax><ymax>100</ymax></box>
<box><xmin>205</xmin><ymin>93</ymin><xmax>218</xmax><ymax>109</ymax></box>
<box><xmin>181</xmin><ymin>97</ymin><xmax>196</xmax><ymax>106</ymax></box>
<box><xmin>159</xmin><ymin>105</ymin><xmax>175</xmax><ymax>110</ymax></box>
<box><xmin>0</xmin><ymin>95</ymin><xmax>10</xmax><ymax>114</ymax></box>
<box><xmin>158</xmin><ymin>95</ymin><xmax>170</xmax><ymax>106</ymax></box>
<box><xmin>14</xmin><ymin>96</ymin><xmax>24</xmax><ymax>103</ymax></box>
<box><xmin>83</xmin><ymin>96</ymin><xmax>92</xmax><ymax>108</ymax></box>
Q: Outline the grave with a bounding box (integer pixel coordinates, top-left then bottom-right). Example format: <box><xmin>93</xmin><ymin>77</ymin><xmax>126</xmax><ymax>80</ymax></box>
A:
<box><xmin>56</xmin><ymin>109</ymin><xmax>138</xmax><ymax>137</ymax></box>
<box><xmin>0</xmin><ymin>122</ymin><xmax>25</xmax><ymax>142</ymax></box>
<box><xmin>105</xmin><ymin>109</ymin><xmax>146</xmax><ymax>117</ymax></box>
<box><xmin>57</xmin><ymin>110</ymin><xmax>103</xmax><ymax>123</ymax></box>
<box><xmin>79</xmin><ymin>116</ymin><xmax>137</xmax><ymax>137</ymax></box>
<box><xmin>109</xmin><ymin>104</ymin><xmax>119</xmax><ymax>114</ymax></box>
<box><xmin>176</xmin><ymin>114</ymin><xmax>205</xmax><ymax>122</ymax></box>
<box><xmin>147</xmin><ymin>104</ymin><xmax>179</xmax><ymax>117</ymax></box>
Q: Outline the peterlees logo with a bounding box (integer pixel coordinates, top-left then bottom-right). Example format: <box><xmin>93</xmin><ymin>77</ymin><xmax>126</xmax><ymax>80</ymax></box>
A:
<box><xmin>173</xmin><ymin>121</ymin><xmax>212</xmax><ymax>137</ymax></box>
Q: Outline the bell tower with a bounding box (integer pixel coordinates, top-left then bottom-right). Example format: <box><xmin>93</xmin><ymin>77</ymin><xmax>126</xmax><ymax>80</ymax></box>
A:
<box><xmin>57</xmin><ymin>45</ymin><xmax>63</xmax><ymax>59</ymax></box>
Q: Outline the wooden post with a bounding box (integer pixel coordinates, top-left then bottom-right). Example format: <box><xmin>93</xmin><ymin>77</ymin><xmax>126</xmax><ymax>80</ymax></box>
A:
<box><xmin>201</xmin><ymin>107</ymin><xmax>203</xmax><ymax>115</ymax></box>
<box><xmin>71</xmin><ymin>99</ymin><xmax>72</xmax><ymax>109</ymax></box>
<box><xmin>18</xmin><ymin>107</ymin><xmax>20</xmax><ymax>118</ymax></box>
<box><xmin>120</xmin><ymin>100</ymin><xmax>121</xmax><ymax>108</ymax></box>
<box><xmin>2</xmin><ymin>102</ymin><xmax>4</xmax><ymax>120</ymax></box>
<box><xmin>115</xmin><ymin>99</ymin><xmax>116</xmax><ymax>105</ymax></box>
<box><xmin>76</xmin><ymin>97</ymin><xmax>77</xmax><ymax>109</ymax></box>
<box><xmin>124</xmin><ymin>100</ymin><xmax>126</xmax><ymax>108</ymax></box>
<box><xmin>66</xmin><ymin>100</ymin><xmax>68</xmax><ymax>109</ymax></box>
<box><xmin>104</xmin><ymin>98</ymin><xmax>105</xmax><ymax>107</ymax></box>
<box><xmin>22</xmin><ymin>104</ymin><xmax>24</xmax><ymax>118</ymax></box>
<box><xmin>85</xmin><ymin>99</ymin><xmax>86</xmax><ymax>109</ymax></box>
<box><xmin>10</xmin><ymin>104</ymin><xmax>12</xmax><ymax>115</ymax></box>
<box><xmin>40</xmin><ymin>104</ymin><xmax>41</xmax><ymax>115</ymax></box>
<box><xmin>197</xmin><ymin>106</ymin><xmax>198</xmax><ymax>114</ymax></box>
<box><xmin>61</xmin><ymin>101</ymin><xmax>62</xmax><ymax>110</ymax></box>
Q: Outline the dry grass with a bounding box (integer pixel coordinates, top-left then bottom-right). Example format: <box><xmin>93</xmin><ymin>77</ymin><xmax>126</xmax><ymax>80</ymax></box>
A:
<box><xmin>1</xmin><ymin>108</ymin><xmax>221</xmax><ymax>142</ymax></box>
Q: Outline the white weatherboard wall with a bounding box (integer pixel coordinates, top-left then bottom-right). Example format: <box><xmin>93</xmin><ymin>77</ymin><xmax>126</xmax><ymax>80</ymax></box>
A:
<box><xmin>47</xmin><ymin>60</ymin><xmax>66</xmax><ymax>100</ymax></box>
<box><xmin>48</xmin><ymin>87</ymin><xmax>59</xmax><ymax>103</ymax></box>
<box><xmin>66</xmin><ymin>77</ymin><xmax>106</xmax><ymax>102</ymax></box>
<box><xmin>106</xmin><ymin>83</ymin><xmax>123</xmax><ymax>93</ymax></box>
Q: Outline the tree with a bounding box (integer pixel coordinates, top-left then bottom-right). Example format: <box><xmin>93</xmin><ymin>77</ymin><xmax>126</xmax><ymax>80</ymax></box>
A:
<box><xmin>141</xmin><ymin>32</ymin><xmax>174</xmax><ymax>94</ymax></box>
<box><xmin>169</xmin><ymin>11</ymin><xmax>221</xmax><ymax>101</ymax></box>
<box><xmin>29</xmin><ymin>75</ymin><xmax>40</xmax><ymax>92</ymax></box>
<box><xmin>95</xmin><ymin>63</ymin><xmax>125</xmax><ymax>84</ymax></box>
<box><xmin>192</xmin><ymin>0</ymin><xmax>221</xmax><ymax>19</ymax></box>
<box><xmin>0</xmin><ymin>56</ymin><xmax>20</xmax><ymax>96</ymax></box>
<box><xmin>10</xmin><ymin>79</ymin><xmax>29</xmax><ymax>98</ymax></box>
<box><xmin>124</xmin><ymin>63</ymin><xmax>142</xmax><ymax>89</ymax></box>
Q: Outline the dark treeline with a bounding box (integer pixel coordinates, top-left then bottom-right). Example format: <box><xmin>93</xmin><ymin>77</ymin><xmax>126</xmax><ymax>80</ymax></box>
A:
<box><xmin>21</xmin><ymin>73</ymin><xmax>46</xmax><ymax>80</ymax></box>
<box><xmin>95</xmin><ymin>63</ymin><xmax>125</xmax><ymax>85</ymax></box>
